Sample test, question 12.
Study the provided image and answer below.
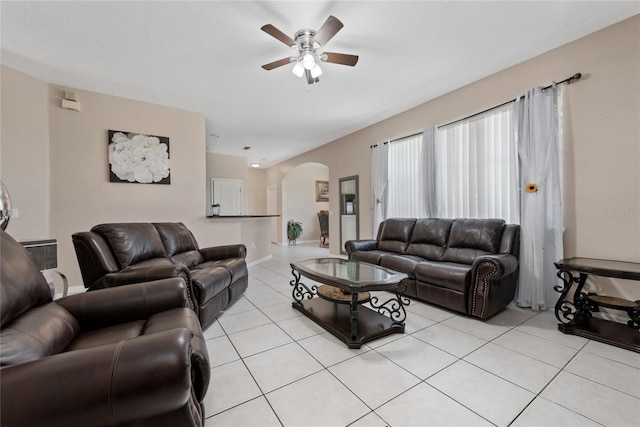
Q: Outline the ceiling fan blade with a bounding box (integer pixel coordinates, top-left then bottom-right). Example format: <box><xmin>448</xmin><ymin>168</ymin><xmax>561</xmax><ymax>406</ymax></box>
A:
<box><xmin>322</xmin><ymin>52</ymin><xmax>359</xmax><ymax>67</ymax></box>
<box><xmin>261</xmin><ymin>24</ymin><xmax>296</xmax><ymax>47</ymax></box>
<box><xmin>262</xmin><ymin>57</ymin><xmax>293</xmax><ymax>70</ymax></box>
<box><xmin>314</xmin><ymin>15</ymin><xmax>343</xmax><ymax>46</ymax></box>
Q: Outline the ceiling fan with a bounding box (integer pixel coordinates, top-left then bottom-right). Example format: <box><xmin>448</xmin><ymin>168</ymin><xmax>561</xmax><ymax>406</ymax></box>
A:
<box><xmin>261</xmin><ymin>15</ymin><xmax>359</xmax><ymax>85</ymax></box>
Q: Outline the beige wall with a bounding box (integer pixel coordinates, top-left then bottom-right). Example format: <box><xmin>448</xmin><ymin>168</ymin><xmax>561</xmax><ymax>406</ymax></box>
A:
<box><xmin>265</xmin><ymin>16</ymin><xmax>640</xmax><ymax>303</ymax></box>
<box><xmin>246</xmin><ymin>167</ymin><xmax>266</xmax><ymax>215</ymax></box>
<box><xmin>0</xmin><ymin>66</ymin><xmax>51</xmax><ymax>239</ymax></box>
<box><xmin>46</xmin><ymin>84</ymin><xmax>213</xmax><ymax>286</ymax></box>
<box><xmin>0</xmin><ymin>69</ymin><xmax>265</xmax><ymax>287</ymax></box>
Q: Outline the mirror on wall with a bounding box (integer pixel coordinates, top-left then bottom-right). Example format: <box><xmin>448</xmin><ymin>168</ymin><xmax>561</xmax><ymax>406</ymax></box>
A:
<box><xmin>339</xmin><ymin>175</ymin><xmax>359</xmax><ymax>254</ymax></box>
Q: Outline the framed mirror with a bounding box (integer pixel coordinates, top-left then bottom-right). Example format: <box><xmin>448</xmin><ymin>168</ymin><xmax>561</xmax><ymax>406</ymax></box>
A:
<box><xmin>339</xmin><ymin>175</ymin><xmax>359</xmax><ymax>254</ymax></box>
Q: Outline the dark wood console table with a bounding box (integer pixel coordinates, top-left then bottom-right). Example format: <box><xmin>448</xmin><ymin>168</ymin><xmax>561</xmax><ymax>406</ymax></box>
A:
<box><xmin>554</xmin><ymin>257</ymin><xmax>640</xmax><ymax>353</ymax></box>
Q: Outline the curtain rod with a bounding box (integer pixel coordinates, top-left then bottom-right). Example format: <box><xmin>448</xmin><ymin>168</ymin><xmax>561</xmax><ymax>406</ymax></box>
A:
<box><xmin>371</xmin><ymin>72</ymin><xmax>581</xmax><ymax>148</ymax></box>
<box><xmin>371</xmin><ymin>130</ymin><xmax>423</xmax><ymax>148</ymax></box>
<box><xmin>437</xmin><ymin>73</ymin><xmax>582</xmax><ymax>129</ymax></box>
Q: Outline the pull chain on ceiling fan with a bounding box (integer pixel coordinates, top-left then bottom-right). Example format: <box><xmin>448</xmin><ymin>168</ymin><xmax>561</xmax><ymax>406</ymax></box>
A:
<box><xmin>261</xmin><ymin>15</ymin><xmax>359</xmax><ymax>84</ymax></box>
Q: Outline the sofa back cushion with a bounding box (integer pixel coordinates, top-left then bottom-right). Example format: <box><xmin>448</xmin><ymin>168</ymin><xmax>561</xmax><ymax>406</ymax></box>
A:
<box><xmin>377</xmin><ymin>218</ymin><xmax>416</xmax><ymax>254</ymax></box>
<box><xmin>0</xmin><ymin>231</ymin><xmax>53</xmax><ymax>327</ymax></box>
<box><xmin>91</xmin><ymin>223</ymin><xmax>167</xmax><ymax>269</ymax></box>
<box><xmin>442</xmin><ymin>219</ymin><xmax>505</xmax><ymax>264</ymax></box>
<box><xmin>406</xmin><ymin>218</ymin><xmax>454</xmax><ymax>261</ymax></box>
<box><xmin>72</xmin><ymin>231</ymin><xmax>121</xmax><ymax>288</ymax></box>
<box><xmin>0</xmin><ymin>303</ymin><xmax>79</xmax><ymax>366</ymax></box>
<box><xmin>153</xmin><ymin>222</ymin><xmax>204</xmax><ymax>268</ymax></box>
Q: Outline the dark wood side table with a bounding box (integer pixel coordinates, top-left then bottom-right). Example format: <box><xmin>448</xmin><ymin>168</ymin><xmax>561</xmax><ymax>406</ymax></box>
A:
<box><xmin>19</xmin><ymin>238</ymin><xmax>68</xmax><ymax>298</ymax></box>
<box><xmin>554</xmin><ymin>257</ymin><xmax>640</xmax><ymax>353</ymax></box>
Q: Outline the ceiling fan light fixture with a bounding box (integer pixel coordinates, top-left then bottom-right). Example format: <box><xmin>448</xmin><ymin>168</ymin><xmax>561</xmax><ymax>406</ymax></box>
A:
<box><xmin>310</xmin><ymin>63</ymin><xmax>323</xmax><ymax>78</ymax></box>
<box><xmin>261</xmin><ymin>16</ymin><xmax>358</xmax><ymax>85</ymax></box>
<box><xmin>302</xmin><ymin>52</ymin><xmax>315</xmax><ymax>70</ymax></box>
<box><xmin>292</xmin><ymin>60</ymin><xmax>304</xmax><ymax>77</ymax></box>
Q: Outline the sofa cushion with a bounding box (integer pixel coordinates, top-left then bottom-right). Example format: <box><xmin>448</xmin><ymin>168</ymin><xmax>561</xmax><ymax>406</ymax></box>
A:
<box><xmin>349</xmin><ymin>250</ymin><xmax>389</xmax><ymax>265</ymax></box>
<box><xmin>379</xmin><ymin>254</ymin><xmax>424</xmax><ymax>278</ymax></box>
<box><xmin>377</xmin><ymin>218</ymin><xmax>416</xmax><ymax>254</ymax></box>
<box><xmin>442</xmin><ymin>219</ymin><xmax>505</xmax><ymax>265</ymax></box>
<box><xmin>124</xmin><ymin>257</ymin><xmax>175</xmax><ymax>269</ymax></box>
<box><xmin>153</xmin><ymin>223</ymin><xmax>205</xmax><ymax>268</ymax></box>
<box><xmin>1</xmin><ymin>304</ymin><xmax>79</xmax><ymax>365</ymax></box>
<box><xmin>170</xmin><ymin>251</ymin><xmax>206</xmax><ymax>268</ymax></box>
<box><xmin>66</xmin><ymin>320</ymin><xmax>146</xmax><ymax>351</ymax></box>
<box><xmin>190</xmin><ymin>267</ymin><xmax>231</xmax><ymax>303</ymax></box>
<box><xmin>415</xmin><ymin>261</ymin><xmax>472</xmax><ymax>293</ymax></box>
<box><xmin>406</xmin><ymin>218</ymin><xmax>454</xmax><ymax>261</ymax></box>
<box><xmin>196</xmin><ymin>258</ymin><xmax>248</xmax><ymax>281</ymax></box>
<box><xmin>143</xmin><ymin>307</ymin><xmax>202</xmax><ymax>336</ymax></box>
<box><xmin>92</xmin><ymin>223</ymin><xmax>167</xmax><ymax>269</ymax></box>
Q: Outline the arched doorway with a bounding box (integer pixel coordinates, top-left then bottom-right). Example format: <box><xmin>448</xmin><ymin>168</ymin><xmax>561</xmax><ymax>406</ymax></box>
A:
<box><xmin>280</xmin><ymin>162</ymin><xmax>329</xmax><ymax>246</ymax></box>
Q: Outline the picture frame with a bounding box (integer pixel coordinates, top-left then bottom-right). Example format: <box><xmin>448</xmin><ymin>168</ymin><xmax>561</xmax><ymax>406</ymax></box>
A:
<box><xmin>108</xmin><ymin>130</ymin><xmax>171</xmax><ymax>184</ymax></box>
<box><xmin>315</xmin><ymin>180</ymin><xmax>329</xmax><ymax>202</ymax></box>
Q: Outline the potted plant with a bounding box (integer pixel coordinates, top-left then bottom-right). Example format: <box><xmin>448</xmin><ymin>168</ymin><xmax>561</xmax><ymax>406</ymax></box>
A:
<box><xmin>287</xmin><ymin>220</ymin><xmax>303</xmax><ymax>245</ymax></box>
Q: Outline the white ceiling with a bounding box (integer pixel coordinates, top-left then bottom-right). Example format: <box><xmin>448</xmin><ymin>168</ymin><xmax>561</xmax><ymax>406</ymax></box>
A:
<box><xmin>1</xmin><ymin>1</ymin><xmax>638</xmax><ymax>168</ymax></box>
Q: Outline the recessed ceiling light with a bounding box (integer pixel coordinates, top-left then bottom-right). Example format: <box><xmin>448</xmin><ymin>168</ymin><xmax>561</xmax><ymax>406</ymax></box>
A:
<box><xmin>250</xmin><ymin>163</ymin><xmax>261</xmax><ymax>168</ymax></box>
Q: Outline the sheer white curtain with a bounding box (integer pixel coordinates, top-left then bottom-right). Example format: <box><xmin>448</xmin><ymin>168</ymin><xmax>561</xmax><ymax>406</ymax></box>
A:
<box><xmin>371</xmin><ymin>142</ymin><xmax>389</xmax><ymax>235</ymax></box>
<box><xmin>436</xmin><ymin>105</ymin><xmax>520</xmax><ymax>223</ymax></box>
<box><xmin>387</xmin><ymin>133</ymin><xmax>428</xmax><ymax>218</ymax></box>
<box><xmin>515</xmin><ymin>85</ymin><xmax>563</xmax><ymax>310</ymax></box>
<box><xmin>423</xmin><ymin>127</ymin><xmax>437</xmax><ymax>218</ymax></box>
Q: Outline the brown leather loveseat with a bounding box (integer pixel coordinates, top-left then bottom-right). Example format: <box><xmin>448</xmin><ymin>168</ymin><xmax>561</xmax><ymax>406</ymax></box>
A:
<box><xmin>346</xmin><ymin>218</ymin><xmax>520</xmax><ymax>319</ymax></box>
<box><xmin>0</xmin><ymin>229</ymin><xmax>210</xmax><ymax>427</ymax></box>
<box><xmin>72</xmin><ymin>222</ymin><xmax>248</xmax><ymax>328</ymax></box>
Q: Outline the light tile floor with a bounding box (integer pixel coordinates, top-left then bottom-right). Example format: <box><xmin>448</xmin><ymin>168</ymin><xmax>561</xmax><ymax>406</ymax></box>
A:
<box><xmin>204</xmin><ymin>243</ymin><xmax>640</xmax><ymax>426</ymax></box>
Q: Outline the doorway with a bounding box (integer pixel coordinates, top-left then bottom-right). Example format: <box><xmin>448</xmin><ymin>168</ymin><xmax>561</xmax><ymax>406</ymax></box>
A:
<box><xmin>211</xmin><ymin>178</ymin><xmax>244</xmax><ymax>215</ymax></box>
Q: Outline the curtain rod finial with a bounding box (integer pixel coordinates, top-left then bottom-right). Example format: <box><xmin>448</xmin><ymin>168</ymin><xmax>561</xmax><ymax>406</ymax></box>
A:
<box><xmin>571</xmin><ymin>73</ymin><xmax>582</xmax><ymax>82</ymax></box>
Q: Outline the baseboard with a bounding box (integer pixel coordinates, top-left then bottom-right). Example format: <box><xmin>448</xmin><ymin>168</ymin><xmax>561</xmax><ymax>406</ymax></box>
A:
<box><xmin>248</xmin><ymin>254</ymin><xmax>272</xmax><ymax>267</ymax></box>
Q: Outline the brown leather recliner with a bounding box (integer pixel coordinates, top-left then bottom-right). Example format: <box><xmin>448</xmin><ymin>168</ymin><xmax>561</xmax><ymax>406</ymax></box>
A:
<box><xmin>72</xmin><ymin>222</ymin><xmax>249</xmax><ymax>328</ymax></box>
<box><xmin>0</xmin><ymin>229</ymin><xmax>210</xmax><ymax>427</ymax></box>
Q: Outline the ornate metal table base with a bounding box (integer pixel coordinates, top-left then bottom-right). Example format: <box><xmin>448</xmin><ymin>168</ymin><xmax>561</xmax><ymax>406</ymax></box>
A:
<box><xmin>290</xmin><ymin>261</ymin><xmax>409</xmax><ymax>349</ymax></box>
<box><xmin>554</xmin><ymin>258</ymin><xmax>640</xmax><ymax>353</ymax></box>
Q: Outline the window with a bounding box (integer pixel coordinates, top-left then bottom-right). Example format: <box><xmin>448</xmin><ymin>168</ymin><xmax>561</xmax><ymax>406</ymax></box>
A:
<box><xmin>386</xmin><ymin>133</ymin><xmax>428</xmax><ymax>218</ymax></box>
<box><xmin>436</xmin><ymin>105</ymin><xmax>519</xmax><ymax>223</ymax></box>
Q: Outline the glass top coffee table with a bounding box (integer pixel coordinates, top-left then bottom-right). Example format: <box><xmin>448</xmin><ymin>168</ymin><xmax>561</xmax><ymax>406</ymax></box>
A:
<box><xmin>290</xmin><ymin>258</ymin><xmax>409</xmax><ymax>349</ymax></box>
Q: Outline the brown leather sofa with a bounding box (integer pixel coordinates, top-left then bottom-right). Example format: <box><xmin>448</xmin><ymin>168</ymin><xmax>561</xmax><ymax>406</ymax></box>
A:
<box><xmin>0</xmin><ymin>229</ymin><xmax>210</xmax><ymax>427</ymax></box>
<box><xmin>72</xmin><ymin>222</ymin><xmax>248</xmax><ymax>328</ymax></box>
<box><xmin>346</xmin><ymin>218</ymin><xmax>520</xmax><ymax>319</ymax></box>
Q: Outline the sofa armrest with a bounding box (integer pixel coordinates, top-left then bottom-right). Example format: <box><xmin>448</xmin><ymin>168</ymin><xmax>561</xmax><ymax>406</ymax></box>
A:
<box><xmin>57</xmin><ymin>278</ymin><xmax>192</xmax><ymax>330</ymax></box>
<box><xmin>469</xmin><ymin>254</ymin><xmax>519</xmax><ymax>319</ymax></box>
<box><xmin>0</xmin><ymin>329</ymin><xmax>202</xmax><ymax>427</ymax></box>
<box><xmin>345</xmin><ymin>239</ymin><xmax>378</xmax><ymax>255</ymax></box>
<box><xmin>471</xmin><ymin>254</ymin><xmax>518</xmax><ymax>278</ymax></box>
<box><xmin>200</xmin><ymin>244</ymin><xmax>247</xmax><ymax>261</ymax></box>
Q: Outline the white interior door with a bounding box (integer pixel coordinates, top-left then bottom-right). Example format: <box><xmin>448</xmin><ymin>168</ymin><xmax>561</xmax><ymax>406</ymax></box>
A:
<box><xmin>212</xmin><ymin>179</ymin><xmax>243</xmax><ymax>215</ymax></box>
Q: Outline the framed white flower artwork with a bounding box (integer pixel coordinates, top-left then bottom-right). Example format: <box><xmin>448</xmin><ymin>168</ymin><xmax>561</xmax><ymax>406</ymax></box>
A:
<box><xmin>108</xmin><ymin>130</ymin><xmax>171</xmax><ymax>184</ymax></box>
